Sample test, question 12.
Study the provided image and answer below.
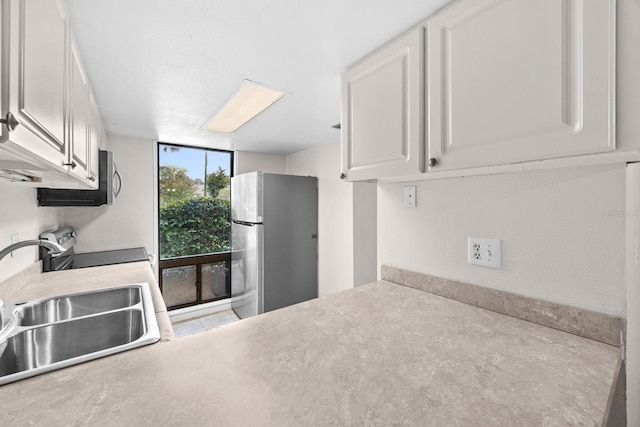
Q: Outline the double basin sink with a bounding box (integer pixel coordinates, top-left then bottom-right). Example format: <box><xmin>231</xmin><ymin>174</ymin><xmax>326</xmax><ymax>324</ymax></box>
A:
<box><xmin>0</xmin><ymin>283</ymin><xmax>160</xmax><ymax>385</ymax></box>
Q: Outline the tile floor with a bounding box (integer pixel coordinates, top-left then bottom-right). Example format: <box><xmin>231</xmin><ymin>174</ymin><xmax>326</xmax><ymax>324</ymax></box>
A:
<box><xmin>171</xmin><ymin>309</ymin><xmax>240</xmax><ymax>338</ymax></box>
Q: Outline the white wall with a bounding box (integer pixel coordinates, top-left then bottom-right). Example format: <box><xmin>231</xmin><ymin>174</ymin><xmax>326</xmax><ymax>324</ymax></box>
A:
<box><xmin>0</xmin><ymin>183</ymin><xmax>64</xmax><ymax>282</ymax></box>
<box><xmin>626</xmin><ymin>163</ymin><xmax>640</xmax><ymax>425</ymax></box>
<box><xmin>353</xmin><ymin>181</ymin><xmax>377</xmax><ymax>286</ymax></box>
<box><xmin>378</xmin><ymin>163</ymin><xmax>626</xmax><ymax>316</ymax></box>
<box><xmin>619</xmin><ymin>2</ymin><xmax>640</xmax><ymax>422</ymax></box>
<box><xmin>235</xmin><ymin>151</ymin><xmax>286</xmax><ymax>175</ymax></box>
<box><xmin>286</xmin><ymin>139</ymin><xmax>356</xmax><ymax>296</ymax></box>
<box><xmin>64</xmin><ymin>135</ymin><xmax>156</xmax><ymax>255</ymax></box>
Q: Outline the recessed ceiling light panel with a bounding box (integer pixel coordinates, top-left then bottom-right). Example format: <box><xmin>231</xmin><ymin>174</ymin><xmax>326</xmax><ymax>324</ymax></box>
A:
<box><xmin>201</xmin><ymin>80</ymin><xmax>287</xmax><ymax>134</ymax></box>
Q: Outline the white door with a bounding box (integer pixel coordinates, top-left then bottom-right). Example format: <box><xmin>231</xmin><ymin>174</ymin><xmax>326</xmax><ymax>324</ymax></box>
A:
<box><xmin>68</xmin><ymin>38</ymin><xmax>89</xmax><ymax>181</ymax></box>
<box><xmin>86</xmin><ymin>91</ymin><xmax>100</xmax><ymax>187</ymax></box>
<box><xmin>0</xmin><ymin>2</ymin><xmax>7</xmax><ymax>145</ymax></box>
<box><xmin>7</xmin><ymin>0</ymin><xmax>67</xmax><ymax>166</ymax></box>
<box><xmin>341</xmin><ymin>27</ymin><xmax>424</xmax><ymax>181</ymax></box>
<box><xmin>426</xmin><ymin>0</ymin><xmax>615</xmax><ymax>171</ymax></box>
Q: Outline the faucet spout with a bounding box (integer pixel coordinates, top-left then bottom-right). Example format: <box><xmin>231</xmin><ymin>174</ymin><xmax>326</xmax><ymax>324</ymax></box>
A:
<box><xmin>0</xmin><ymin>239</ymin><xmax>66</xmax><ymax>263</ymax></box>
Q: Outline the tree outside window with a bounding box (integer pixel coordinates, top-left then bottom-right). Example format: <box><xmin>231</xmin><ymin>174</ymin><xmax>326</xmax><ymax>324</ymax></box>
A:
<box><xmin>158</xmin><ymin>144</ymin><xmax>233</xmax><ymax>259</ymax></box>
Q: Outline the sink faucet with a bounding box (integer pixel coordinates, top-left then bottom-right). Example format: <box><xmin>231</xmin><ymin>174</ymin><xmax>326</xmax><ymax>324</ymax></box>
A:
<box><xmin>0</xmin><ymin>239</ymin><xmax>66</xmax><ymax>264</ymax></box>
<box><xmin>0</xmin><ymin>239</ymin><xmax>66</xmax><ymax>330</ymax></box>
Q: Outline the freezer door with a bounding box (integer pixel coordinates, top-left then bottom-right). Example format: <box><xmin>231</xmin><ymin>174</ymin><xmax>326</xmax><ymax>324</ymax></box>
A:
<box><xmin>231</xmin><ymin>221</ymin><xmax>263</xmax><ymax>319</ymax></box>
<box><xmin>231</xmin><ymin>172</ymin><xmax>263</xmax><ymax>223</ymax></box>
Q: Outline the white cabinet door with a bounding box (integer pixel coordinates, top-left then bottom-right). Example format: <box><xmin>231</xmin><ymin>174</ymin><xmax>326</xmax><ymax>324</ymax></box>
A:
<box><xmin>68</xmin><ymin>38</ymin><xmax>89</xmax><ymax>181</ymax></box>
<box><xmin>7</xmin><ymin>0</ymin><xmax>68</xmax><ymax>167</ymax></box>
<box><xmin>341</xmin><ymin>27</ymin><xmax>423</xmax><ymax>181</ymax></box>
<box><xmin>426</xmin><ymin>0</ymin><xmax>615</xmax><ymax>172</ymax></box>
<box><xmin>0</xmin><ymin>2</ymin><xmax>8</xmax><ymax>145</ymax></box>
<box><xmin>86</xmin><ymin>90</ymin><xmax>100</xmax><ymax>187</ymax></box>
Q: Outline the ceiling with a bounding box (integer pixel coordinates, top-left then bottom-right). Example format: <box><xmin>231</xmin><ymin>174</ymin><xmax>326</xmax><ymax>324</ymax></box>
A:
<box><xmin>63</xmin><ymin>0</ymin><xmax>452</xmax><ymax>155</ymax></box>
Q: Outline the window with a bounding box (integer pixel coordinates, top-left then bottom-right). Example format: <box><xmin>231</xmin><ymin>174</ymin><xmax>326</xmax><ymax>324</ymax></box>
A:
<box><xmin>157</xmin><ymin>143</ymin><xmax>233</xmax><ymax>310</ymax></box>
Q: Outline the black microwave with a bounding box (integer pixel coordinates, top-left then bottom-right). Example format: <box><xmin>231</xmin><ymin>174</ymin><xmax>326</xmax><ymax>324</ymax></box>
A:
<box><xmin>37</xmin><ymin>150</ymin><xmax>121</xmax><ymax>207</ymax></box>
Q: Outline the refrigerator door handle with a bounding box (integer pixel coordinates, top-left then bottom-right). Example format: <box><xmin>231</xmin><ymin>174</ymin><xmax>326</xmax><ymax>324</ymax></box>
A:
<box><xmin>232</xmin><ymin>220</ymin><xmax>258</xmax><ymax>227</ymax></box>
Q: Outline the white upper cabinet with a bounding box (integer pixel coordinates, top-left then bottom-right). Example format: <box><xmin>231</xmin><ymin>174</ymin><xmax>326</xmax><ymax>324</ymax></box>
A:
<box><xmin>5</xmin><ymin>0</ymin><xmax>68</xmax><ymax>166</ymax></box>
<box><xmin>0</xmin><ymin>0</ymin><xmax>103</xmax><ymax>188</ymax></box>
<box><xmin>341</xmin><ymin>27</ymin><xmax>424</xmax><ymax>181</ymax></box>
<box><xmin>426</xmin><ymin>0</ymin><xmax>615</xmax><ymax>171</ymax></box>
<box><xmin>341</xmin><ymin>0</ymin><xmax>616</xmax><ymax>180</ymax></box>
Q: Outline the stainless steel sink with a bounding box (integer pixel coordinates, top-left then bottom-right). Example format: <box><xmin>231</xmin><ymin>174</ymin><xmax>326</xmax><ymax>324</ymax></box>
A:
<box><xmin>15</xmin><ymin>287</ymin><xmax>141</xmax><ymax>326</ymax></box>
<box><xmin>0</xmin><ymin>283</ymin><xmax>160</xmax><ymax>385</ymax></box>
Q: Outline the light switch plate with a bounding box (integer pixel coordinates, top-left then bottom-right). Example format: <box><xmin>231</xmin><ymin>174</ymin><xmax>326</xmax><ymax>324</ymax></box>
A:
<box><xmin>404</xmin><ymin>186</ymin><xmax>416</xmax><ymax>208</ymax></box>
<box><xmin>468</xmin><ymin>237</ymin><xmax>501</xmax><ymax>269</ymax></box>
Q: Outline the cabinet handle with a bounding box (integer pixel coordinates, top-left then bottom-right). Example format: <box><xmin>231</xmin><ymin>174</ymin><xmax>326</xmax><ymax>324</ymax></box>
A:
<box><xmin>0</xmin><ymin>112</ymin><xmax>19</xmax><ymax>132</ymax></box>
<box><xmin>87</xmin><ymin>176</ymin><xmax>96</xmax><ymax>182</ymax></box>
<box><xmin>63</xmin><ymin>161</ymin><xmax>77</xmax><ymax>169</ymax></box>
<box><xmin>340</xmin><ymin>173</ymin><xmax>346</xmax><ymax>180</ymax></box>
<box><xmin>428</xmin><ymin>158</ymin><xmax>437</xmax><ymax>167</ymax></box>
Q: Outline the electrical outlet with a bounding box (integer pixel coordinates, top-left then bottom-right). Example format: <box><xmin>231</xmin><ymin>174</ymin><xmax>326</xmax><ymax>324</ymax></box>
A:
<box><xmin>468</xmin><ymin>237</ymin><xmax>501</xmax><ymax>269</ymax></box>
<box><xmin>10</xmin><ymin>234</ymin><xmax>19</xmax><ymax>258</ymax></box>
<box><xmin>404</xmin><ymin>186</ymin><xmax>416</xmax><ymax>208</ymax></box>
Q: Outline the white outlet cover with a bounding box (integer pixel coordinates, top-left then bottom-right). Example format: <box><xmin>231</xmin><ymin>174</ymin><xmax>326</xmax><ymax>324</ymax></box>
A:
<box><xmin>404</xmin><ymin>186</ymin><xmax>416</xmax><ymax>208</ymax></box>
<box><xmin>468</xmin><ymin>237</ymin><xmax>501</xmax><ymax>269</ymax></box>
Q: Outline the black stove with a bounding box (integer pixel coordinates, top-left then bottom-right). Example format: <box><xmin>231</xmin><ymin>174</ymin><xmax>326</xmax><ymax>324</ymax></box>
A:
<box><xmin>39</xmin><ymin>226</ymin><xmax>150</xmax><ymax>272</ymax></box>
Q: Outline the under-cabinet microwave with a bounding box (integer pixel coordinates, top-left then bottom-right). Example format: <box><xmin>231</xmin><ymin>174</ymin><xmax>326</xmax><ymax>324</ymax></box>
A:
<box><xmin>37</xmin><ymin>150</ymin><xmax>121</xmax><ymax>206</ymax></box>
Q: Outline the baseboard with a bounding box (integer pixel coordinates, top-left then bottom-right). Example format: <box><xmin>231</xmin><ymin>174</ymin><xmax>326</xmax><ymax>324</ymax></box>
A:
<box><xmin>169</xmin><ymin>298</ymin><xmax>232</xmax><ymax>323</ymax></box>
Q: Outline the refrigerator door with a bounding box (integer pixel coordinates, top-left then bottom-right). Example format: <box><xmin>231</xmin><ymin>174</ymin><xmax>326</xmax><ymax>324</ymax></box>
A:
<box><xmin>231</xmin><ymin>221</ymin><xmax>263</xmax><ymax>319</ymax></box>
<box><xmin>231</xmin><ymin>172</ymin><xmax>263</xmax><ymax>223</ymax></box>
<box><xmin>262</xmin><ymin>174</ymin><xmax>318</xmax><ymax>312</ymax></box>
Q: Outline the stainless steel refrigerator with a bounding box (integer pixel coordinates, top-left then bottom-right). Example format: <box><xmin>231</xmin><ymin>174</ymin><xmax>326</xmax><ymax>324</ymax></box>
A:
<box><xmin>231</xmin><ymin>172</ymin><xmax>318</xmax><ymax>319</ymax></box>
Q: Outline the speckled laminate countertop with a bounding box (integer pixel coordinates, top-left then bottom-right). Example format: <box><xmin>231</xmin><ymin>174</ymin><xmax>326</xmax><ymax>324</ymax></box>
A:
<box><xmin>0</xmin><ymin>274</ymin><xmax>619</xmax><ymax>426</ymax></box>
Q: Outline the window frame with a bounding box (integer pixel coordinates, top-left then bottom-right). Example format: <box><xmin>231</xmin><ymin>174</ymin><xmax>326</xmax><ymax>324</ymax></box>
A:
<box><xmin>156</xmin><ymin>141</ymin><xmax>234</xmax><ymax>310</ymax></box>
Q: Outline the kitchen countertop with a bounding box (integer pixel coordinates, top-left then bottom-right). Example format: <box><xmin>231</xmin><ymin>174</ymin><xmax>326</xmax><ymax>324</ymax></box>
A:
<box><xmin>0</xmin><ymin>276</ymin><xmax>619</xmax><ymax>425</ymax></box>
